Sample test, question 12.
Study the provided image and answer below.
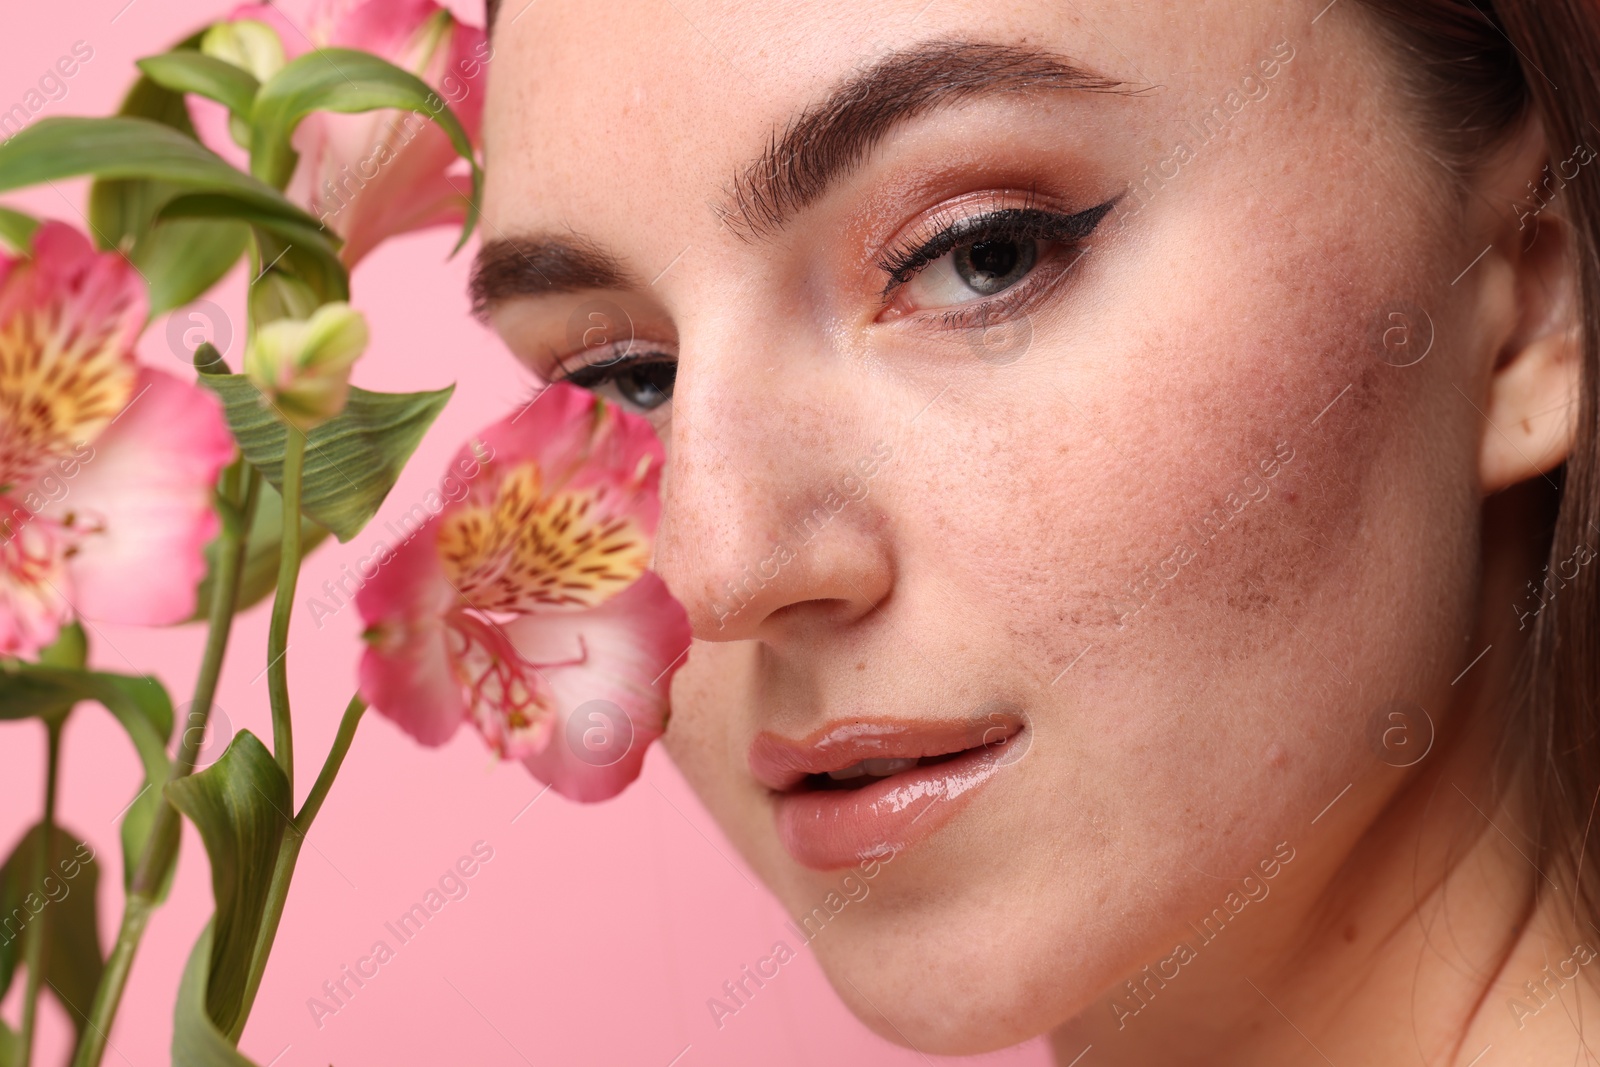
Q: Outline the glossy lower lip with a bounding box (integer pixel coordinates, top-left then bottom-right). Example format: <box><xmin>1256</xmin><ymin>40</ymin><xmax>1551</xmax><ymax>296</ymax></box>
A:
<box><xmin>771</xmin><ymin>742</ymin><xmax>1014</xmax><ymax>869</ymax></box>
<box><xmin>750</xmin><ymin>714</ymin><xmax>1025</xmax><ymax>870</ymax></box>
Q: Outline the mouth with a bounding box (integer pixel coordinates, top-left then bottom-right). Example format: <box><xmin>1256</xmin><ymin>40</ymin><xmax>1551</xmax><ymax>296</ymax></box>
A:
<box><xmin>802</xmin><ymin>750</ymin><xmax>974</xmax><ymax>789</ymax></box>
<box><xmin>749</xmin><ymin>710</ymin><xmax>1027</xmax><ymax>870</ymax></box>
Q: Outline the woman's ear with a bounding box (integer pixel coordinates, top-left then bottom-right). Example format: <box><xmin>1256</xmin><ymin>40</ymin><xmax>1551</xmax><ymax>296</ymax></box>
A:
<box><xmin>1471</xmin><ymin>119</ymin><xmax>1584</xmax><ymax>495</ymax></box>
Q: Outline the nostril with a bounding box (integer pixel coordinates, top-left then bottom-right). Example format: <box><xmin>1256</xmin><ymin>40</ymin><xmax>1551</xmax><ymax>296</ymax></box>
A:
<box><xmin>761</xmin><ymin>594</ymin><xmax>882</xmax><ymax>634</ymax></box>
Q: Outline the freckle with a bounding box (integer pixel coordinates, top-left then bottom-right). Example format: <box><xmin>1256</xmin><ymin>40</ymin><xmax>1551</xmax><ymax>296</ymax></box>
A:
<box><xmin>1344</xmin><ymin>924</ymin><xmax>1358</xmax><ymax>943</ymax></box>
<box><xmin>855</xmin><ymin>662</ymin><xmax>866</xmax><ymax>671</ymax></box>
<box><xmin>1266</xmin><ymin>742</ymin><xmax>1286</xmax><ymax>768</ymax></box>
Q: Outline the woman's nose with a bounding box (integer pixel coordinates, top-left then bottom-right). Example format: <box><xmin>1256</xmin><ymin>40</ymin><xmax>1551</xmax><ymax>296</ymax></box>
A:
<box><xmin>651</xmin><ymin>323</ymin><xmax>896</xmax><ymax>645</ymax></box>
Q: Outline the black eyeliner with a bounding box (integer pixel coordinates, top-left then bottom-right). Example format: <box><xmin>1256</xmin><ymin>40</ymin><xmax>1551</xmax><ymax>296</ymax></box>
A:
<box><xmin>559</xmin><ymin>350</ymin><xmax>673</xmax><ymax>389</ymax></box>
<box><xmin>877</xmin><ymin>197</ymin><xmax>1120</xmax><ymax>298</ymax></box>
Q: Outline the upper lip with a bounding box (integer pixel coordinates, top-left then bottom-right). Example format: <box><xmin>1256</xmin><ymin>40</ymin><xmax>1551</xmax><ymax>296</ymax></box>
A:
<box><xmin>748</xmin><ymin>711</ymin><xmax>1026</xmax><ymax>792</ymax></box>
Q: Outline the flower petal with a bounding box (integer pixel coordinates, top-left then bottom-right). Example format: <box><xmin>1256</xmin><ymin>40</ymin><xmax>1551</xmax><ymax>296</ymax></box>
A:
<box><xmin>355</xmin><ymin>516</ymin><xmax>468</xmax><ymax>745</ymax></box>
<box><xmin>451</xmin><ymin>611</ymin><xmax>558</xmax><ymax>758</ymax></box>
<box><xmin>465</xmin><ymin>383</ymin><xmax>666</xmax><ymax>514</ymax></box>
<box><xmin>0</xmin><ymin>511</ymin><xmax>72</xmax><ymax>657</ymax></box>
<box><xmin>296</xmin><ymin>111</ymin><xmax>471</xmax><ymax>267</ymax></box>
<box><xmin>290</xmin><ymin>0</ymin><xmax>485</xmax><ymax>266</ymax></box>
<box><xmin>0</xmin><ymin>222</ymin><xmax>145</xmax><ymax>487</ymax></box>
<box><xmin>508</xmin><ymin>572</ymin><xmax>692</xmax><ymax>802</ymax></box>
<box><xmin>53</xmin><ymin>367</ymin><xmax>234</xmax><ymax>625</ymax></box>
<box><xmin>434</xmin><ymin>385</ymin><xmax>666</xmax><ymax>614</ymax></box>
<box><xmin>438</xmin><ymin>461</ymin><xmax>652</xmax><ymax>613</ymax></box>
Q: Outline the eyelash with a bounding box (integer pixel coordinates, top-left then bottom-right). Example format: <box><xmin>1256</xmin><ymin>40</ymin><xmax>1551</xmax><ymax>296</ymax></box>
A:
<box><xmin>550</xmin><ymin>196</ymin><xmax>1120</xmax><ymax>394</ymax></box>
<box><xmin>556</xmin><ymin>346</ymin><xmax>675</xmax><ymax>390</ymax></box>
<box><xmin>876</xmin><ymin>197</ymin><xmax>1118</xmax><ymax>318</ymax></box>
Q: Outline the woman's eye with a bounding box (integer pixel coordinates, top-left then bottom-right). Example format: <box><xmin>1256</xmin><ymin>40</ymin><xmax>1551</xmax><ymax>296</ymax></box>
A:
<box><xmin>564</xmin><ymin>356</ymin><xmax>677</xmax><ymax>412</ymax></box>
<box><xmin>908</xmin><ymin>236</ymin><xmax>1043</xmax><ymax>306</ymax></box>
<box><xmin>879</xmin><ymin>201</ymin><xmax>1118</xmax><ymax>318</ymax></box>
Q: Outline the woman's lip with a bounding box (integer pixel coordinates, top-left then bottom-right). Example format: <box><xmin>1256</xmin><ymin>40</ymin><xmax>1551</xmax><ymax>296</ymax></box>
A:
<box><xmin>748</xmin><ymin>712</ymin><xmax>1028</xmax><ymax>870</ymax></box>
<box><xmin>770</xmin><ymin>740</ymin><xmax>1016</xmax><ymax>870</ymax></box>
<box><xmin>748</xmin><ymin>714</ymin><xmax>1024</xmax><ymax>792</ymax></box>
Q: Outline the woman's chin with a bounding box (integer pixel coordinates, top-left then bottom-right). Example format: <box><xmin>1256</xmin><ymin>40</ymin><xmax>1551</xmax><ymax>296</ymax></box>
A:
<box><xmin>766</xmin><ymin>845</ymin><xmax>1108</xmax><ymax>1056</ymax></box>
<box><xmin>818</xmin><ymin>942</ymin><xmax>1054</xmax><ymax>1055</ymax></box>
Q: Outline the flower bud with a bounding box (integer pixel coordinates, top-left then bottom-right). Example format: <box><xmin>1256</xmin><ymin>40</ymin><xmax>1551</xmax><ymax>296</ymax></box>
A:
<box><xmin>244</xmin><ymin>303</ymin><xmax>368</xmax><ymax>430</ymax></box>
<box><xmin>201</xmin><ymin>18</ymin><xmax>287</xmax><ymax>147</ymax></box>
<box><xmin>201</xmin><ymin>18</ymin><xmax>287</xmax><ymax>82</ymax></box>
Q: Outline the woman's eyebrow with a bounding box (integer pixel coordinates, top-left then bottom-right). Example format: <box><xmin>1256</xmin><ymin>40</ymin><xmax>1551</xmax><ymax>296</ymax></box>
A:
<box><xmin>469</xmin><ymin>38</ymin><xmax>1125</xmax><ymax>315</ymax></box>
<box><xmin>720</xmin><ymin>37</ymin><xmax>1127</xmax><ymax>239</ymax></box>
<box><xmin>469</xmin><ymin>233</ymin><xmax>640</xmax><ymax>319</ymax></box>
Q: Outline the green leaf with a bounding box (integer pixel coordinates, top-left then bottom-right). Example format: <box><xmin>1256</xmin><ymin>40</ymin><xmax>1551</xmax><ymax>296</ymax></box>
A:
<box><xmin>0</xmin><ymin>620</ymin><xmax>92</xmax><ymax>729</ymax></box>
<box><xmin>247</xmin><ymin>269</ymin><xmax>320</xmax><ymax>329</ymax></box>
<box><xmin>87</xmin><ymin>59</ymin><xmax>254</xmax><ymax>315</ymax></box>
<box><xmin>195</xmin><ymin>341</ymin><xmax>232</xmax><ymax>375</ymax></box>
<box><xmin>0</xmin><ymin>667</ymin><xmax>171</xmax><ymax>798</ymax></box>
<box><xmin>0</xmin><ymin>118</ymin><xmax>321</xmax><ymax>233</ymax></box>
<box><xmin>137</xmin><ymin>53</ymin><xmax>260</xmax><ymax>120</ymax></box>
<box><xmin>0</xmin><ymin>1018</ymin><xmax>17</xmax><ymax>1067</ymax></box>
<box><xmin>27</xmin><ymin>623</ymin><xmax>89</xmax><ymax>726</ymax></box>
<box><xmin>252</xmin><ymin>228</ymin><xmax>350</xmax><ymax>323</ymax></box>
<box><xmin>118</xmin><ymin>786</ymin><xmax>175</xmax><ymax>906</ymax></box>
<box><xmin>89</xmin><ymin>31</ymin><xmax>251</xmax><ymax>317</ymax></box>
<box><xmin>132</xmin><ymin>218</ymin><xmax>251</xmax><ymax>317</ymax></box>
<box><xmin>249</xmin><ymin>48</ymin><xmax>480</xmax><ymax>245</ymax></box>
<box><xmin>173</xmin><ymin>923</ymin><xmax>263</xmax><ymax>1067</ymax></box>
<box><xmin>0</xmin><ymin>206</ymin><xmax>38</xmax><ymax>253</ymax></box>
<box><xmin>153</xmin><ymin>195</ymin><xmax>348</xmax><ymax>318</ymax></box>
<box><xmin>191</xmin><ymin>477</ymin><xmax>333</xmax><ymax>621</ymax></box>
<box><xmin>36</xmin><ymin>622</ymin><xmax>88</xmax><ymax>671</ymax></box>
<box><xmin>88</xmin><ymin>39</ymin><xmax>201</xmax><ymax>253</ymax></box>
<box><xmin>0</xmin><ymin>665</ymin><xmax>175</xmax><ymax>892</ymax></box>
<box><xmin>0</xmin><ymin>674</ymin><xmax>78</xmax><ymax>722</ymax></box>
<box><xmin>159</xmin><ymin>193</ymin><xmax>344</xmax><ymax>263</ymax></box>
<box><xmin>94</xmin><ymin>671</ymin><xmax>176</xmax><ymax>748</ymax></box>
<box><xmin>92</xmin><ymin>675</ymin><xmax>178</xmax><ymax>897</ymax></box>
<box><xmin>166</xmin><ymin>732</ymin><xmax>289</xmax><ymax>1040</ymax></box>
<box><xmin>198</xmin><ymin>375</ymin><xmax>454</xmax><ymax>542</ymax></box>
<box><xmin>0</xmin><ymin>823</ymin><xmax>105</xmax><ymax>1044</ymax></box>
<box><xmin>15</xmin><ymin>114</ymin><xmax>303</xmax><ymax>313</ymax></box>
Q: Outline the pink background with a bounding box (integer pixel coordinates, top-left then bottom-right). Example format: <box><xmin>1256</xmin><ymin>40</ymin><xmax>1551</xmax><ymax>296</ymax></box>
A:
<box><xmin>0</xmin><ymin>2</ymin><xmax>1050</xmax><ymax>1064</ymax></box>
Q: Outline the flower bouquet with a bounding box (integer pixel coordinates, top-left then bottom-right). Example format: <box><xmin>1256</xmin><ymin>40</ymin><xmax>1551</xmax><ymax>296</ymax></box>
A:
<box><xmin>0</xmin><ymin>3</ymin><xmax>690</xmax><ymax>1064</ymax></box>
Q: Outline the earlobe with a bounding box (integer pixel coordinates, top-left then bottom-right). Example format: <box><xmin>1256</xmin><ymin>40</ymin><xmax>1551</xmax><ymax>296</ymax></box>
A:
<box><xmin>1479</xmin><ymin>324</ymin><xmax>1579</xmax><ymax>493</ymax></box>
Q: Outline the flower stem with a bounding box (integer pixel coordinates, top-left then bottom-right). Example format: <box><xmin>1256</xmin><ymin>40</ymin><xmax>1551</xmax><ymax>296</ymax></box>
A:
<box><xmin>229</xmin><ymin>693</ymin><xmax>366</xmax><ymax>1041</ymax></box>
<box><xmin>267</xmin><ymin>429</ymin><xmax>306</xmax><ymax>792</ymax></box>
<box><xmin>296</xmin><ymin>695</ymin><xmax>367</xmax><ymax>833</ymax></box>
<box><xmin>183</xmin><ymin>465</ymin><xmax>260</xmax><ymax>779</ymax></box>
<box><xmin>16</xmin><ymin>718</ymin><xmax>62</xmax><ymax>1067</ymax></box>
<box><xmin>70</xmin><ymin>464</ymin><xmax>261</xmax><ymax>1067</ymax></box>
<box><xmin>225</xmin><ymin>431</ymin><xmax>313</xmax><ymax>1042</ymax></box>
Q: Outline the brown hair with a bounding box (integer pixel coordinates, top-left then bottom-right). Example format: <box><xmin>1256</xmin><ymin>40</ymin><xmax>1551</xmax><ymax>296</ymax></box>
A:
<box><xmin>482</xmin><ymin>0</ymin><xmax>1600</xmax><ymax>929</ymax></box>
<box><xmin>1351</xmin><ymin>0</ymin><xmax>1600</xmax><ymax>936</ymax></box>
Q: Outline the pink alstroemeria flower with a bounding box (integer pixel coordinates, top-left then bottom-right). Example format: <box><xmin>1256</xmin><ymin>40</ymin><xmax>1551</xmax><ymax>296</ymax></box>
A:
<box><xmin>357</xmin><ymin>383</ymin><xmax>692</xmax><ymax>801</ymax></box>
<box><xmin>0</xmin><ymin>222</ymin><xmax>234</xmax><ymax>656</ymax></box>
<box><xmin>209</xmin><ymin>0</ymin><xmax>488</xmax><ymax>266</ymax></box>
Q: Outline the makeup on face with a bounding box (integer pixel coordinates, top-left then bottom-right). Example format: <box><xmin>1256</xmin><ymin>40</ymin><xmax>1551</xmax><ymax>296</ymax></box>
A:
<box><xmin>749</xmin><ymin>710</ymin><xmax>1026</xmax><ymax>869</ymax></box>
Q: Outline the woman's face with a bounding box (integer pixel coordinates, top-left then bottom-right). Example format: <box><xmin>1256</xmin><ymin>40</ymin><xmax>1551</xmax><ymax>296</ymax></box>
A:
<box><xmin>480</xmin><ymin>0</ymin><xmax>1502</xmax><ymax>1052</ymax></box>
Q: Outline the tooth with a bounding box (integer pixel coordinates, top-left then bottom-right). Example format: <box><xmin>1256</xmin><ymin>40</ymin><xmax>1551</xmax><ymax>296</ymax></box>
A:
<box><xmin>827</xmin><ymin>764</ymin><xmax>867</xmax><ymax>780</ymax></box>
<box><xmin>862</xmin><ymin>758</ymin><xmax>916</xmax><ymax>776</ymax></box>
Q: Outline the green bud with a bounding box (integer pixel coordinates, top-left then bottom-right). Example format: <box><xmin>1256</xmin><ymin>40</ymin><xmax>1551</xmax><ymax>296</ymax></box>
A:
<box><xmin>244</xmin><ymin>302</ymin><xmax>369</xmax><ymax>430</ymax></box>
<box><xmin>201</xmin><ymin>19</ymin><xmax>287</xmax><ymax>83</ymax></box>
